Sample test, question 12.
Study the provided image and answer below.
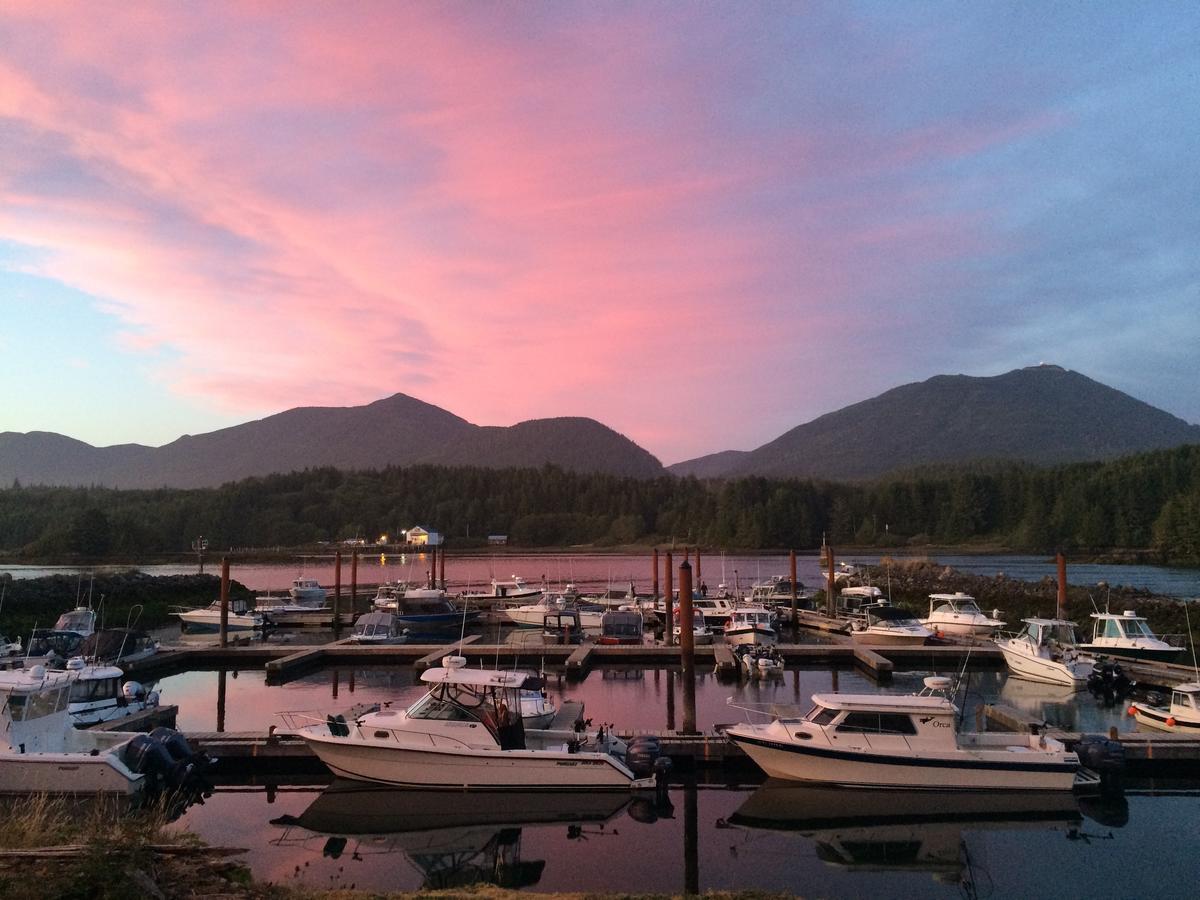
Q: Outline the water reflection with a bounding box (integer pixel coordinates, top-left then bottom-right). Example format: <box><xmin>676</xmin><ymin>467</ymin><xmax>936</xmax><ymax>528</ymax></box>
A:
<box><xmin>726</xmin><ymin>780</ymin><xmax>1093</xmax><ymax>889</ymax></box>
<box><xmin>269</xmin><ymin>781</ymin><xmax>632</xmax><ymax>890</ymax></box>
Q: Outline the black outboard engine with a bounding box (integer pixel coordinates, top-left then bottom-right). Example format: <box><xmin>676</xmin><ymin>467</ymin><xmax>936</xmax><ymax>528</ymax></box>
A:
<box><xmin>1075</xmin><ymin>734</ymin><xmax>1126</xmax><ymax>796</ymax></box>
<box><xmin>625</xmin><ymin>735</ymin><xmax>663</xmax><ymax>778</ymax></box>
<box><xmin>125</xmin><ymin>728</ymin><xmax>215</xmax><ymax>804</ymax></box>
<box><xmin>1087</xmin><ymin>661</ymin><xmax>1134</xmax><ymax>706</ymax></box>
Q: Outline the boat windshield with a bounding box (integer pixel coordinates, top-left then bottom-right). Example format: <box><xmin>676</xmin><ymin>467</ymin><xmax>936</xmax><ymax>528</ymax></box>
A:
<box><xmin>4</xmin><ymin>685</ymin><xmax>70</xmax><ymax>721</ymax></box>
<box><xmin>805</xmin><ymin>705</ymin><xmax>840</xmax><ymax>726</ymax></box>
<box><xmin>1045</xmin><ymin>623</ymin><xmax>1078</xmax><ymax>645</ymax></box>
<box><xmin>1121</xmin><ymin>618</ymin><xmax>1154</xmax><ymax>638</ymax></box>
<box><xmin>866</xmin><ymin>607</ymin><xmax>919</xmax><ymax>626</ymax></box>
<box><xmin>1172</xmin><ymin>691</ymin><xmax>1197</xmax><ymax>710</ymax></box>
<box><xmin>69</xmin><ymin>677</ymin><xmax>119</xmax><ymax>703</ymax></box>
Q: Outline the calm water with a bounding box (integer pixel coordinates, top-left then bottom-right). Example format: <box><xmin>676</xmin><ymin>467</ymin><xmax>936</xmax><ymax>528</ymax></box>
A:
<box><xmin>5</xmin><ymin>551</ymin><xmax>1200</xmax><ymax>597</ymax></box>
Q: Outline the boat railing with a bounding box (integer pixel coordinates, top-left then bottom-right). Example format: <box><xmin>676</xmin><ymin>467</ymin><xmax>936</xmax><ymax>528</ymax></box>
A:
<box><xmin>276</xmin><ymin>710</ymin><xmax>480</xmax><ymax>749</ymax></box>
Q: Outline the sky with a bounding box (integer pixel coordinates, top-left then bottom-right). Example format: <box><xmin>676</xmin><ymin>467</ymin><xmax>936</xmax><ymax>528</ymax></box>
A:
<box><xmin>1</xmin><ymin>2</ymin><xmax>1197</xmax><ymax>465</ymax></box>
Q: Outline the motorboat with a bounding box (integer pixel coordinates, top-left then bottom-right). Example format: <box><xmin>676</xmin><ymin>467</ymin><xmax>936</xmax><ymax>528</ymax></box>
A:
<box><xmin>597</xmin><ymin>609</ymin><xmax>644</xmax><ymax>645</ymax></box>
<box><xmin>1128</xmin><ymin>682</ymin><xmax>1200</xmax><ymax>733</ymax></box>
<box><xmin>736</xmin><ymin>643</ymin><xmax>784</xmax><ymax>678</ymax></box>
<box><xmin>996</xmin><ymin>619</ymin><xmax>1094</xmax><ymax>688</ymax></box>
<box><xmin>686</xmin><ymin>594</ymin><xmax>738</xmax><ymax>628</ymax></box>
<box><xmin>289</xmin><ymin>577</ymin><xmax>329</xmax><ymax>605</ymax></box>
<box><xmin>849</xmin><ymin>603</ymin><xmax>932</xmax><ymax>646</ymax></box>
<box><xmin>64</xmin><ymin>657</ymin><xmax>159</xmax><ymax>727</ymax></box>
<box><xmin>672</xmin><ymin>608</ymin><xmax>713</xmax><ymax>646</ymax></box>
<box><xmin>506</xmin><ymin>596</ymin><xmax>603</xmax><ymax>630</ymax></box>
<box><xmin>392</xmin><ymin>589</ymin><xmax>478</xmax><ymax>634</ymax></box>
<box><xmin>286</xmin><ymin>656</ymin><xmax>654</xmax><ymax>790</ymax></box>
<box><xmin>921</xmin><ymin>592</ymin><xmax>1005</xmax><ymax>638</ymax></box>
<box><xmin>748</xmin><ymin>576</ymin><xmax>818</xmax><ymax>606</ymax></box>
<box><xmin>0</xmin><ymin>633</ymin><xmax>22</xmax><ymax>658</ymax></box>
<box><xmin>52</xmin><ymin>607</ymin><xmax>97</xmax><ymax>640</ymax></box>
<box><xmin>350</xmin><ymin>611</ymin><xmax>407</xmax><ymax>644</ymax></box>
<box><xmin>22</xmin><ymin>629</ymin><xmax>88</xmax><ymax>667</ymax></box>
<box><xmin>723</xmin><ymin>606</ymin><xmax>778</xmax><ymax>648</ymax></box>
<box><xmin>724</xmin><ymin>676</ymin><xmax>1084</xmax><ymax>791</ymax></box>
<box><xmin>0</xmin><ymin>665</ymin><xmax>147</xmax><ymax>796</ymax></box>
<box><xmin>78</xmin><ymin>628</ymin><xmax>160</xmax><ymax>665</ymax></box>
<box><xmin>836</xmin><ymin>586</ymin><xmax>885</xmax><ymax>628</ymax></box>
<box><xmin>172</xmin><ymin>597</ymin><xmax>265</xmax><ymax>631</ymax></box>
<box><xmin>463</xmin><ymin>577</ymin><xmax>543</xmax><ymax>604</ymax></box>
<box><xmin>518</xmin><ymin>683</ymin><xmax>557</xmax><ymax>729</ymax></box>
<box><xmin>1080</xmin><ymin>611</ymin><xmax>1183</xmax><ymax>663</ymax></box>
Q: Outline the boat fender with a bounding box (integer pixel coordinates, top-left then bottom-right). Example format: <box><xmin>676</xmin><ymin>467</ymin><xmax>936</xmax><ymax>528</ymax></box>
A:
<box><xmin>1127</xmin><ymin>706</ymin><xmax>1137</xmax><ymax>716</ymax></box>
<box><xmin>1167</xmin><ymin>716</ymin><xmax>1176</xmax><ymax>727</ymax></box>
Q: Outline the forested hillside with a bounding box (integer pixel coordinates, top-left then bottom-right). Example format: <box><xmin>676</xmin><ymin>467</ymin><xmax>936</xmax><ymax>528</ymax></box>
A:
<box><xmin>2</xmin><ymin>445</ymin><xmax>1199</xmax><ymax>564</ymax></box>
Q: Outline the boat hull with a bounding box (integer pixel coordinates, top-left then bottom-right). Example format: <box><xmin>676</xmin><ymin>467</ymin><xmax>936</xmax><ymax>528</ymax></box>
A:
<box><xmin>0</xmin><ymin>750</ymin><xmax>145</xmax><ymax>796</ymax></box>
<box><xmin>1131</xmin><ymin>703</ymin><xmax>1200</xmax><ymax>733</ymax></box>
<box><xmin>175</xmin><ymin>611</ymin><xmax>263</xmax><ymax>631</ymax></box>
<box><xmin>1080</xmin><ymin>644</ymin><xmax>1185</xmax><ymax>664</ymax></box>
<box><xmin>850</xmin><ymin>630</ymin><xmax>930</xmax><ymax>646</ymax></box>
<box><xmin>297</xmin><ymin>728</ymin><xmax>643</xmax><ymax>790</ymax></box>
<box><xmin>998</xmin><ymin>643</ymin><xmax>1090</xmax><ymax>689</ymax></box>
<box><xmin>726</xmin><ymin>729</ymin><xmax>1078</xmax><ymax>791</ymax></box>
<box><xmin>724</xmin><ymin>627</ymin><xmax>777</xmax><ymax>648</ymax></box>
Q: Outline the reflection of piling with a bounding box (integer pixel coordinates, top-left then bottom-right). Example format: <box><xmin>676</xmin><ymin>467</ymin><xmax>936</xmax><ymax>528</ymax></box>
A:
<box><xmin>351</xmin><ymin>551</ymin><xmax>359</xmax><ymax>618</ymax></box>
<box><xmin>652</xmin><ymin>547</ymin><xmax>659</xmax><ymax>606</ymax></box>
<box><xmin>666</xmin><ymin>669</ymin><xmax>676</xmax><ymax>731</ymax></box>
<box><xmin>664</xmin><ymin>551</ymin><xmax>674</xmax><ymax>646</ymax></box>
<box><xmin>219</xmin><ymin>557</ymin><xmax>230</xmax><ymax>648</ymax></box>
<box><xmin>1056</xmin><ymin>551</ymin><xmax>1067</xmax><ymax>619</ymax></box>
<box><xmin>216</xmin><ymin>668</ymin><xmax>227</xmax><ymax>732</ymax></box>
<box><xmin>679</xmin><ymin>559</ymin><xmax>697</xmax><ymax>734</ymax></box>
<box><xmin>684</xmin><ymin>778</ymin><xmax>699</xmax><ymax>895</ymax></box>
<box><xmin>332</xmin><ymin>669</ymin><xmax>340</xmax><ymax>701</ymax></box>
<box><xmin>826</xmin><ymin>545</ymin><xmax>836</xmax><ymax>616</ymax></box>
<box><xmin>790</xmin><ymin>549</ymin><xmax>798</xmax><ymax>628</ymax></box>
<box><xmin>333</xmin><ymin>550</ymin><xmax>342</xmax><ymax>632</ymax></box>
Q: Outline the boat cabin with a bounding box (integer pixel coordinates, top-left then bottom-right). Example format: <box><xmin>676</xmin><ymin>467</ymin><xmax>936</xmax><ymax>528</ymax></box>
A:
<box><xmin>1170</xmin><ymin>684</ymin><xmax>1200</xmax><ymax>716</ymax></box>
<box><xmin>352</xmin><ymin>612</ymin><xmax>403</xmax><ymax>641</ymax></box>
<box><xmin>1</xmin><ymin>667</ymin><xmax>75</xmax><ymax>753</ymax></box>
<box><xmin>543</xmin><ymin>608</ymin><xmax>585</xmax><ymax>644</ymax></box>
<box><xmin>401</xmin><ymin>660</ymin><xmax>536</xmax><ymax>750</ymax></box>
<box><xmin>52</xmin><ymin>608</ymin><xmax>97</xmax><ymax>638</ymax></box>
<box><xmin>928</xmin><ymin>593</ymin><xmax>985</xmax><ymax>617</ymax></box>
<box><xmin>598</xmin><ymin>610</ymin><xmax>643</xmax><ymax>645</ymax></box>
<box><xmin>861</xmin><ymin>604</ymin><xmax>923</xmax><ymax>629</ymax></box>
<box><xmin>1016</xmin><ymin>619</ymin><xmax>1080</xmax><ymax>650</ymax></box>
<box><xmin>1090</xmin><ymin>611</ymin><xmax>1159</xmax><ymax>643</ymax></box>
<box><xmin>796</xmin><ymin>691</ymin><xmax>959</xmax><ymax>749</ymax></box>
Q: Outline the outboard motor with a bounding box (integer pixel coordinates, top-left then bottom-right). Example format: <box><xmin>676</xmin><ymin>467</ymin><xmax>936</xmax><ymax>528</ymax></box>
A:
<box><xmin>124</xmin><ymin>733</ymin><xmax>178</xmax><ymax>792</ymax></box>
<box><xmin>625</xmin><ymin>735</ymin><xmax>664</xmax><ymax>778</ymax></box>
<box><xmin>1087</xmin><ymin>661</ymin><xmax>1134</xmax><ymax>706</ymax></box>
<box><xmin>1075</xmin><ymin>734</ymin><xmax>1126</xmax><ymax>796</ymax></box>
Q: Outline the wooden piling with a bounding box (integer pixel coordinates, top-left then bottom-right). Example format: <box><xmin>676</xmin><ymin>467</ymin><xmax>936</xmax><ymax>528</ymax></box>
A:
<box><xmin>826</xmin><ymin>545</ymin><xmax>836</xmax><ymax>616</ymax></box>
<box><xmin>1056</xmin><ymin>551</ymin><xmax>1067</xmax><ymax>619</ymax></box>
<box><xmin>652</xmin><ymin>548</ymin><xmax>659</xmax><ymax>606</ymax></box>
<box><xmin>333</xmin><ymin>550</ymin><xmax>342</xmax><ymax>631</ymax></box>
<box><xmin>351</xmin><ymin>551</ymin><xmax>359</xmax><ymax>618</ymax></box>
<box><xmin>439</xmin><ymin>544</ymin><xmax>446</xmax><ymax>590</ymax></box>
<box><xmin>679</xmin><ymin>559</ymin><xmax>697</xmax><ymax>734</ymax></box>
<box><xmin>664</xmin><ymin>550</ymin><xmax>674</xmax><ymax>646</ymax></box>
<box><xmin>219</xmin><ymin>557</ymin><xmax>230</xmax><ymax>648</ymax></box>
<box><xmin>790</xmin><ymin>549</ymin><xmax>798</xmax><ymax>626</ymax></box>
<box><xmin>695</xmin><ymin>548</ymin><xmax>701</xmax><ymax>590</ymax></box>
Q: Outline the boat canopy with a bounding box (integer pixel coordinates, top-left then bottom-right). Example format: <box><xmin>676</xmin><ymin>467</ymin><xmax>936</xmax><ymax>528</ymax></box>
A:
<box><xmin>807</xmin><ymin>691</ymin><xmax>956</xmax><ymax>716</ymax></box>
<box><xmin>421</xmin><ymin>658</ymin><xmax>541</xmax><ymax>691</ymax></box>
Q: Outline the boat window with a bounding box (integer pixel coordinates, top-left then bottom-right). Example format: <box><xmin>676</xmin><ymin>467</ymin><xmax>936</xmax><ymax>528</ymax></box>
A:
<box><xmin>1049</xmin><ymin>624</ymin><xmax>1078</xmax><ymax>644</ymax></box>
<box><xmin>1103</xmin><ymin>619</ymin><xmax>1123</xmax><ymax>639</ymax></box>
<box><xmin>5</xmin><ymin>693</ymin><xmax>26</xmax><ymax>721</ymax></box>
<box><xmin>69</xmin><ymin>677</ymin><xmax>118</xmax><ymax>703</ymax></box>
<box><xmin>1173</xmin><ymin>692</ymin><xmax>1195</xmax><ymax>710</ymax></box>
<box><xmin>1125</xmin><ymin>618</ymin><xmax>1154</xmax><ymax>638</ymax></box>
<box><xmin>934</xmin><ymin>602</ymin><xmax>954</xmax><ymax>614</ymax></box>
<box><xmin>836</xmin><ymin>712</ymin><xmax>918</xmax><ymax>735</ymax></box>
<box><xmin>24</xmin><ymin>687</ymin><xmax>67</xmax><ymax>720</ymax></box>
<box><xmin>806</xmin><ymin>706</ymin><xmax>840</xmax><ymax>726</ymax></box>
<box><xmin>406</xmin><ymin>693</ymin><xmax>478</xmax><ymax>722</ymax></box>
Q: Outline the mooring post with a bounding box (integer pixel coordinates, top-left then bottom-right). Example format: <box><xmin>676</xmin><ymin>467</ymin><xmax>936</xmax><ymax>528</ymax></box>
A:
<box><xmin>439</xmin><ymin>543</ymin><xmax>446</xmax><ymax>591</ymax></box>
<box><xmin>219</xmin><ymin>556</ymin><xmax>229</xmax><ymax>648</ymax></box>
<box><xmin>826</xmin><ymin>545</ymin><xmax>836</xmax><ymax>617</ymax></box>
<box><xmin>790</xmin><ymin>548</ymin><xmax>798</xmax><ymax>629</ymax></box>
<box><xmin>679</xmin><ymin>558</ymin><xmax>697</xmax><ymax>734</ymax></box>
<box><xmin>351</xmin><ymin>550</ymin><xmax>359</xmax><ymax>618</ymax></box>
<box><xmin>333</xmin><ymin>550</ymin><xmax>342</xmax><ymax>631</ymax></box>
<box><xmin>1056</xmin><ymin>550</ymin><xmax>1067</xmax><ymax>619</ymax></box>
<box><xmin>695</xmin><ymin>548</ymin><xmax>701</xmax><ymax>591</ymax></box>
<box><xmin>664</xmin><ymin>550</ymin><xmax>674</xmax><ymax>646</ymax></box>
<box><xmin>652</xmin><ymin>547</ymin><xmax>659</xmax><ymax>607</ymax></box>
<box><xmin>216</xmin><ymin>668</ymin><xmax>227</xmax><ymax>733</ymax></box>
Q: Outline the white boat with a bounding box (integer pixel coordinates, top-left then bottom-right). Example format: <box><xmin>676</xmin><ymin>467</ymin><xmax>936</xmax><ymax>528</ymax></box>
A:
<box><xmin>173</xmin><ymin>598</ymin><xmax>265</xmax><ymax>631</ymax></box>
<box><xmin>1129</xmin><ymin>682</ymin><xmax>1200</xmax><ymax>733</ymax></box>
<box><xmin>0</xmin><ymin>634</ymin><xmax>21</xmax><ymax>658</ymax></box>
<box><xmin>349</xmin><ymin>611</ymin><xmax>406</xmax><ymax>644</ymax></box>
<box><xmin>736</xmin><ymin>643</ymin><xmax>784</xmax><ymax>678</ymax></box>
<box><xmin>849</xmin><ymin>603</ymin><xmax>933</xmax><ymax>646</ymax></box>
<box><xmin>921</xmin><ymin>592</ymin><xmax>1005</xmax><ymax>638</ymax></box>
<box><xmin>78</xmin><ymin>628</ymin><xmax>160</xmax><ymax>665</ymax></box>
<box><xmin>286</xmin><ymin>655</ymin><xmax>652</xmax><ymax>790</ymax></box>
<box><xmin>672</xmin><ymin>609</ymin><xmax>713</xmax><ymax>645</ymax></box>
<box><xmin>724</xmin><ymin>606</ymin><xmax>778</xmax><ymax>648</ymax></box>
<box><xmin>725</xmin><ymin>676</ymin><xmax>1083</xmax><ymax>791</ymax></box>
<box><xmin>506</xmin><ymin>596</ymin><xmax>604</xmax><ymax>630</ymax></box>
<box><xmin>518</xmin><ymin>685</ymin><xmax>557</xmax><ymax>729</ymax></box>
<box><xmin>996</xmin><ymin>618</ymin><xmax>1094</xmax><ymax>688</ymax></box>
<box><xmin>289</xmin><ymin>577</ymin><xmax>329</xmax><ymax>605</ymax></box>
<box><xmin>52</xmin><ymin>607</ymin><xmax>97</xmax><ymax>639</ymax></box>
<box><xmin>64</xmin><ymin>657</ymin><xmax>159</xmax><ymax>727</ymax></box>
<box><xmin>0</xmin><ymin>665</ymin><xmax>148</xmax><ymax>796</ymax></box>
<box><xmin>463</xmin><ymin>576</ymin><xmax>543</xmax><ymax>604</ymax></box>
<box><xmin>1080</xmin><ymin>610</ymin><xmax>1183</xmax><ymax>663</ymax></box>
<box><xmin>748</xmin><ymin>576</ymin><xmax>818</xmax><ymax>606</ymax></box>
<box><xmin>597</xmin><ymin>609</ymin><xmax>644</xmax><ymax>645</ymax></box>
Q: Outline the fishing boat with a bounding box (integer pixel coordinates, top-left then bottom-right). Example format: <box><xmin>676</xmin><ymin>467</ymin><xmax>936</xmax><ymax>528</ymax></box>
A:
<box><xmin>597</xmin><ymin>609</ymin><xmax>644</xmax><ymax>645</ymax></box>
<box><xmin>289</xmin><ymin>577</ymin><xmax>329</xmax><ymax>605</ymax></box>
<box><xmin>463</xmin><ymin>577</ymin><xmax>543</xmax><ymax>604</ymax></box>
<box><xmin>172</xmin><ymin>597</ymin><xmax>265</xmax><ymax>631</ymax></box>
<box><xmin>285</xmin><ymin>655</ymin><xmax>654</xmax><ymax>790</ymax></box>
<box><xmin>724</xmin><ymin>676</ymin><xmax>1084</xmax><ymax>791</ymax></box>
<box><xmin>673</xmin><ymin>608</ymin><xmax>713</xmax><ymax>646</ymax></box>
<box><xmin>1128</xmin><ymin>682</ymin><xmax>1200</xmax><ymax>733</ymax></box>
<box><xmin>64</xmin><ymin>657</ymin><xmax>160</xmax><ymax>727</ymax></box>
<box><xmin>349</xmin><ymin>611</ymin><xmax>406</xmax><ymax>644</ymax></box>
<box><xmin>78</xmin><ymin>628</ymin><xmax>160</xmax><ymax>665</ymax></box>
<box><xmin>921</xmin><ymin>592</ymin><xmax>1005</xmax><ymax>638</ymax></box>
<box><xmin>1080</xmin><ymin>611</ymin><xmax>1183</xmax><ymax>663</ymax></box>
<box><xmin>996</xmin><ymin>618</ymin><xmax>1094</xmax><ymax>688</ymax></box>
<box><xmin>393</xmin><ymin>589</ymin><xmax>478</xmax><ymax>634</ymax></box>
<box><xmin>723</xmin><ymin>606</ymin><xmax>778</xmax><ymax>648</ymax></box>
<box><xmin>849</xmin><ymin>603</ymin><xmax>933</xmax><ymax>646</ymax></box>
<box><xmin>506</xmin><ymin>596</ymin><xmax>604</xmax><ymax>630</ymax></box>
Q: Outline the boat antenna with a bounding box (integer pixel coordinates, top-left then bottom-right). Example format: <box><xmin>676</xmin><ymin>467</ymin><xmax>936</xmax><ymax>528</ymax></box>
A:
<box><xmin>954</xmin><ymin>644</ymin><xmax>974</xmax><ymax>731</ymax></box>
<box><xmin>1185</xmin><ymin>600</ymin><xmax>1199</xmax><ymax>681</ymax></box>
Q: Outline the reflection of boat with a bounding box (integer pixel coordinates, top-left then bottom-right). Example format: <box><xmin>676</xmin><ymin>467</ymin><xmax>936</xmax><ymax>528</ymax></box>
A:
<box><xmin>922</xmin><ymin>593</ymin><xmax>1004</xmax><ymax>638</ymax></box>
<box><xmin>997</xmin><ymin>619</ymin><xmax>1093</xmax><ymax>688</ymax></box>
<box><xmin>728</xmin><ymin>780</ymin><xmax>1082</xmax><ymax>878</ymax></box>
<box><xmin>1081</xmin><ymin>611</ymin><xmax>1183</xmax><ymax>663</ymax></box>
<box><xmin>726</xmin><ymin>676</ymin><xmax>1083</xmax><ymax>791</ymax></box>
<box><xmin>1129</xmin><ymin>682</ymin><xmax>1200</xmax><ymax>733</ymax></box>
<box><xmin>271</xmin><ymin>780</ymin><xmax>631</xmax><ymax>890</ymax></box>
<box><xmin>286</xmin><ymin>656</ymin><xmax>652</xmax><ymax>790</ymax></box>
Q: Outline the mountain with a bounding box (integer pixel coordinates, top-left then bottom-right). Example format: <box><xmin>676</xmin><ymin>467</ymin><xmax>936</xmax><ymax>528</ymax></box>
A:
<box><xmin>667</xmin><ymin>365</ymin><xmax>1200</xmax><ymax>481</ymax></box>
<box><xmin>0</xmin><ymin>394</ymin><xmax>663</xmax><ymax>488</ymax></box>
<box><xmin>668</xmin><ymin>450</ymin><xmax>750</xmax><ymax>479</ymax></box>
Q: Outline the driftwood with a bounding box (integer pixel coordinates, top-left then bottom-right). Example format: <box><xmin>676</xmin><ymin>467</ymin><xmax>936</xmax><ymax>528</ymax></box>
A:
<box><xmin>0</xmin><ymin>843</ymin><xmax>246</xmax><ymax>859</ymax></box>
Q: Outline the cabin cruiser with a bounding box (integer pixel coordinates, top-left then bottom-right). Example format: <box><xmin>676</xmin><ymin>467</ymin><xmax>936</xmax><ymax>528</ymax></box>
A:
<box><xmin>724</xmin><ymin>606</ymin><xmax>778</xmax><ymax>648</ymax></box>
<box><xmin>506</xmin><ymin>596</ymin><xmax>603</xmax><ymax>630</ymax></box>
<box><xmin>391</xmin><ymin>589</ymin><xmax>477</xmax><ymax>633</ymax></box>
<box><xmin>349</xmin><ymin>611</ymin><xmax>407</xmax><ymax>644</ymax></box>
<box><xmin>173</xmin><ymin>597</ymin><xmax>265</xmax><ymax>631</ymax></box>
<box><xmin>289</xmin><ymin>578</ymin><xmax>329</xmax><ymax>605</ymax></box>
<box><xmin>996</xmin><ymin>619</ymin><xmax>1094</xmax><ymax>688</ymax></box>
<box><xmin>849</xmin><ymin>603</ymin><xmax>932</xmax><ymax>646</ymax></box>
<box><xmin>64</xmin><ymin>657</ymin><xmax>159</xmax><ymax>727</ymax></box>
<box><xmin>673</xmin><ymin>608</ymin><xmax>713</xmax><ymax>645</ymax></box>
<box><xmin>921</xmin><ymin>592</ymin><xmax>1005</xmax><ymax>638</ymax></box>
<box><xmin>78</xmin><ymin>628</ymin><xmax>160</xmax><ymax>665</ymax></box>
<box><xmin>49</xmin><ymin>607</ymin><xmax>97</xmax><ymax>641</ymax></box>
<box><xmin>1080</xmin><ymin>611</ymin><xmax>1183</xmax><ymax>663</ymax></box>
<box><xmin>749</xmin><ymin>576</ymin><xmax>818</xmax><ymax>606</ymax></box>
<box><xmin>836</xmin><ymin>586</ymin><xmax>884</xmax><ymax>622</ymax></box>
<box><xmin>463</xmin><ymin>576</ymin><xmax>543</xmax><ymax>604</ymax></box>
<box><xmin>286</xmin><ymin>655</ymin><xmax>654</xmax><ymax>790</ymax></box>
<box><xmin>597</xmin><ymin>609</ymin><xmax>644</xmax><ymax>645</ymax></box>
<box><xmin>725</xmin><ymin>676</ymin><xmax>1084</xmax><ymax>791</ymax></box>
<box><xmin>1129</xmin><ymin>682</ymin><xmax>1200</xmax><ymax>733</ymax></box>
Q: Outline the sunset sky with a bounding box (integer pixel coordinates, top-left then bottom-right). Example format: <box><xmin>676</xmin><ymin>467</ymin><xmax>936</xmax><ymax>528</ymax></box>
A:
<box><xmin>2</xmin><ymin>2</ymin><xmax>1197</xmax><ymax>464</ymax></box>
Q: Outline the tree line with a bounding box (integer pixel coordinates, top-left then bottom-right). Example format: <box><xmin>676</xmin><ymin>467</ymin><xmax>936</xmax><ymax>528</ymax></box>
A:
<box><xmin>1</xmin><ymin>444</ymin><xmax>1198</xmax><ymax>564</ymax></box>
